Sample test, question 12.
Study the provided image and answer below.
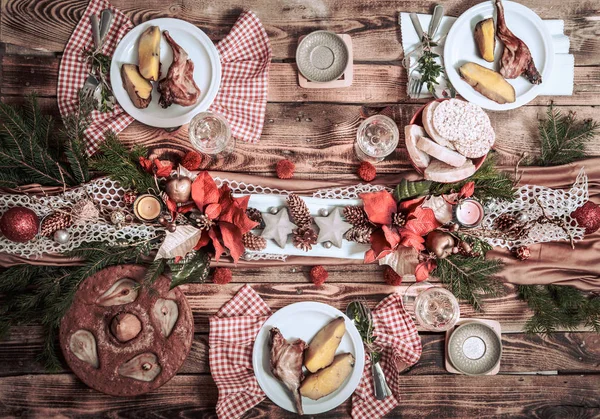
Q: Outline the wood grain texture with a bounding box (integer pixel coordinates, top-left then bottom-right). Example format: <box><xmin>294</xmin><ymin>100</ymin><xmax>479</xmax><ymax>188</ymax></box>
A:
<box><xmin>3</xmin><ymin>55</ymin><xmax>600</xmax><ymax>106</ymax></box>
<box><xmin>0</xmin><ymin>374</ymin><xmax>598</xmax><ymax>418</ymax></box>
<box><xmin>2</xmin><ymin>96</ymin><xmax>600</xmax><ymax>176</ymax></box>
<box><xmin>1</xmin><ymin>0</ymin><xmax>600</xmax><ymax>65</ymax></box>
<box><xmin>1</xmin><ymin>327</ymin><xmax>598</xmax><ymax>376</ymax></box>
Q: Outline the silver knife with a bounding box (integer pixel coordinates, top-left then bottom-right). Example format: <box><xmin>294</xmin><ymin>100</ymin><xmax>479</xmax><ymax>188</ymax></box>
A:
<box><xmin>99</xmin><ymin>9</ymin><xmax>114</xmax><ymax>45</ymax></box>
<box><xmin>89</xmin><ymin>13</ymin><xmax>101</xmax><ymax>50</ymax></box>
<box><xmin>409</xmin><ymin>13</ymin><xmax>425</xmax><ymax>42</ymax></box>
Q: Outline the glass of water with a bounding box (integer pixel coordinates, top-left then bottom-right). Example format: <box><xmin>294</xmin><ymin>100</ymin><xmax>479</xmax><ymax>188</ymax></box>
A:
<box><xmin>403</xmin><ymin>282</ymin><xmax>460</xmax><ymax>332</ymax></box>
<box><xmin>354</xmin><ymin>114</ymin><xmax>399</xmax><ymax>162</ymax></box>
<box><xmin>189</xmin><ymin>111</ymin><xmax>235</xmax><ymax>156</ymax></box>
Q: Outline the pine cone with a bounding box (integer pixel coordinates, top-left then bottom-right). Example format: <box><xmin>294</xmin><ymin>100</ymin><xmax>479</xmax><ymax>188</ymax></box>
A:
<box><xmin>392</xmin><ymin>212</ymin><xmax>406</xmax><ymax>228</ymax></box>
<box><xmin>293</xmin><ymin>226</ymin><xmax>318</xmax><ymax>251</ymax></box>
<box><xmin>246</xmin><ymin>207</ymin><xmax>264</xmax><ymax>229</ymax></box>
<box><xmin>40</xmin><ymin>208</ymin><xmax>72</xmax><ymax>237</ymax></box>
<box><xmin>343</xmin><ymin>206</ymin><xmax>370</xmax><ymax>228</ymax></box>
<box><xmin>287</xmin><ymin>194</ymin><xmax>312</xmax><ymax>228</ymax></box>
<box><xmin>242</xmin><ymin>232</ymin><xmax>267</xmax><ymax>251</ymax></box>
<box><xmin>344</xmin><ymin>226</ymin><xmax>373</xmax><ymax>244</ymax></box>
<box><xmin>494</xmin><ymin>214</ymin><xmax>518</xmax><ymax>232</ymax></box>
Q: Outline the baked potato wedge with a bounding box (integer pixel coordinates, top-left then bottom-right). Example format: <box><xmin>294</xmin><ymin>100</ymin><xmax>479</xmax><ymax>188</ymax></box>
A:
<box><xmin>121</xmin><ymin>64</ymin><xmax>153</xmax><ymax>109</ymax></box>
<box><xmin>304</xmin><ymin>317</ymin><xmax>346</xmax><ymax>373</ymax></box>
<box><xmin>474</xmin><ymin>18</ymin><xmax>496</xmax><ymax>62</ymax></box>
<box><xmin>459</xmin><ymin>62</ymin><xmax>516</xmax><ymax>104</ymax></box>
<box><xmin>138</xmin><ymin>26</ymin><xmax>161</xmax><ymax>81</ymax></box>
<box><xmin>300</xmin><ymin>353</ymin><xmax>355</xmax><ymax>400</ymax></box>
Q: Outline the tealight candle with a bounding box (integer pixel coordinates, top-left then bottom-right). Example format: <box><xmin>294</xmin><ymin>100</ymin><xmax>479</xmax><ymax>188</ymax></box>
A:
<box><xmin>133</xmin><ymin>194</ymin><xmax>162</xmax><ymax>222</ymax></box>
<box><xmin>454</xmin><ymin>199</ymin><xmax>484</xmax><ymax>228</ymax></box>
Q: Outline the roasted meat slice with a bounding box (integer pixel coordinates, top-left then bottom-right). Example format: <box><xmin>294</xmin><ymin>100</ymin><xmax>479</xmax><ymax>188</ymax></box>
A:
<box><xmin>157</xmin><ymin>30</ymin><xmax>201</xmax><ymax>108</ymax></box>
<box><xmin>496</xmin><ymin>0</ymin><xmax>542</xmax><ymax>84</ymax></box>
<box><xmin>269</xmin><ymin>328</ymin><xmax>306</xmax><ymax>415</ymax></box>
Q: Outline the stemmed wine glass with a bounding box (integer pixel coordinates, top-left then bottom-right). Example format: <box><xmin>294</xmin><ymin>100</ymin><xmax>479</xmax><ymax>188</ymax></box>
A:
<box><xmin>188</xmin><ymin>111</ymin><xmax>235</xmax><ymax>156</ymax></box>
<box><xmin>403</xmin><ymin>282</ymin><xmax>460</xmax><ymax>332</ymax></box>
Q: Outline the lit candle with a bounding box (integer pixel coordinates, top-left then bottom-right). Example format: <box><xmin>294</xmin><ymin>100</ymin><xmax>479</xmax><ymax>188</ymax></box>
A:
<box><xmin>454</xmin><ymin>199</ymin><xmax>484</xmax><ymax>228</ymax></box>
<box><xmin>133</xmin><ymin>194</ymin><xmax>162</xmax><ymax>222</ymax></box>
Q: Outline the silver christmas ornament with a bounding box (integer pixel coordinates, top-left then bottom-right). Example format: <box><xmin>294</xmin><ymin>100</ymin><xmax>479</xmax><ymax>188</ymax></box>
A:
<box><xmin>517</xmin><ymin>212</ymin><xmax>528</xmax><ymax>223</ymax></box>
<box><xmin>268</xmin><ymin>207</ymin><xmax>279</xmax><ymax>215</ymax></box>
<box><xmin>318</xmin><ymin>208</ymin><xmax>329</xmax><ymax>217</ymax></box>
<box><xmin>322</xmin><ymin>241</ymin><xmax>333</xmax><ymax>249</ymax></box>
<box><xmin>111</xmin><ymin>210</ymin><xmax>126</xmax><ymax>228</ymax></box>
<box><xmin>53</xmin><ymin>229</ymin><xmax>70</xmax><ymax>244</ymax></box>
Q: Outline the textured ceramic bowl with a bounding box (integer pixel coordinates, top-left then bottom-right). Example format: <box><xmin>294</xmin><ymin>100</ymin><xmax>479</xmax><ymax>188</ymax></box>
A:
<box><xmin>447</xmin><ymin>321</ymin><xmax>502</xmax><ymax>375</ymax></box>
<box><xmin>296</xmin><ymin>31</ymin><xmax>349</xmax><ymax>82</ymax></box>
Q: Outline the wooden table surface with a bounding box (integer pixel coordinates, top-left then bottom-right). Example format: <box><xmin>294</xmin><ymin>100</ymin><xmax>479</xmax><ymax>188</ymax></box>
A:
<box><xmin>1</xmin><ymin>0</ymin><xmax>600</xmax><ymax>417</ymax></box>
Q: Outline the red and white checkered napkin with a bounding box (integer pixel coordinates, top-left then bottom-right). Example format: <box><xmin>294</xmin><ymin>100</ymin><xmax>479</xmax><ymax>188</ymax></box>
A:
<box><xmin>209</xmin><ymin>286</ymin><xmax>422</xmax><ymax>419</ymax></box>
<box><xmin>351</xmin><ymin>293</ymin><xmax>422</xmax><ymax>419</ymax></box>
<box><xmin>58</xmin><ymin>0</ymin><xmax>272</xmax><ymax>155</ymax></box>
<box><xmin>209</xmin><ymin>285</ymin><xmax>270</xmax><ymax>419</ymax></box>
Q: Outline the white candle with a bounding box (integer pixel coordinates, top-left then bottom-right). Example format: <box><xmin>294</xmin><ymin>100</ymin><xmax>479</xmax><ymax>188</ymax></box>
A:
<box><xmin>455</xmin><ymin>199</ymin><xmax>484</xmax><ymax>228</ymax></box>
<box><xmin>134</xmin><ymin>194</ymin><xmax>162</xmax><ymax>222</ymax></box>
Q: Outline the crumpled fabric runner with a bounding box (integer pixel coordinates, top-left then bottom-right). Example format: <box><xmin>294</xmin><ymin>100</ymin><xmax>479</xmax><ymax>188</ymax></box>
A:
<box><xmin>58</xmin><ymin>0</ymin><xmax>271</xmax><ymax>155</ymax></box>
<box><xmin>209</xmin><ymin>285</ymin><xmax>421</xmax><ymax>418</ymax></box>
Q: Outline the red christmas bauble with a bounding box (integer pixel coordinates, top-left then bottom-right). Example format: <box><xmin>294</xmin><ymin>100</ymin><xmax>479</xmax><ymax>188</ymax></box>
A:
<box><xmin>0</xmin><ymin>206</ymin><xmax>39</xmax><ymax>242</ymax></box>
<box><xmin>212</xmin><ymin>267</ymin><xmax>232</xmax><ymax>285</ymax></box>
<box><xmin>309</xmin><ymin>265</ymin><xmax>328</xmax><ymax>287</ymax></box>
<box><xmin>571</xmin><ymin>201</ymin><xmax>600</xmax><ymax>234</ymax></box>
<box><xmin>276</xmin><ymin>159</ymin><xmax>295</xmax><ymax>179</ymax></box>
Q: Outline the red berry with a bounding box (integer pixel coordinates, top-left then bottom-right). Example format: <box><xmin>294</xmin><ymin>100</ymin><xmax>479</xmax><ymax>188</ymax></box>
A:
<box><xmin>276</xmin><ymin>159</ymin><xmax>295</xmax><ymax>179</ymax></box>
<box><xmin>212</xmin><ymin>267</ymin><xmax>232</xmax><ymax>285</ymax></box>
<box><xmin>383</xmin><ymin>266</ymin><xmax>403</xmax><ymax>286</ymax></box>
<box><xmin>571</xmin><ymin>201</ymin><xmax>600</xmax><ymax>234</ymax></box>
<box><xmin>181</xmin><ymin>151</ymin><xmax>203</xmax><ymax>171</ymax></box>
<box><xmin>357</xmin><ymin>161</ymin><xmax>376</xmax><ymax>182</ymax></box>
<box><xmin>309</xmin><ymin>265</ymin><xmax>328</xmax><ymax>287</ymax></box>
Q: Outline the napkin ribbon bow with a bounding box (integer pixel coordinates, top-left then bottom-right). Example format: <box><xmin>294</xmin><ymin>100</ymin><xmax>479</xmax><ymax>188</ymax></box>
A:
<box><xmin>209</xmin><ymin>285</ymin><xmax>422</xmax><ymax>419</ymax></box>
<box><xmin>58</xmin><ymin>0</ymin><xmax>272</xmax><ymax>155</ymax></box>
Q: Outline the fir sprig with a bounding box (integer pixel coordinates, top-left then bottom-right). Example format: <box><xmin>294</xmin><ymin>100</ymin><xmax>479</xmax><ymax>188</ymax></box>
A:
<box><xmin>518</xmin><ymin>285</ymin><xmax>600</xmax><ymax>336</ymax></box>
<box><xmin>429</xmin><ymin>154</ymin><xmax>515</xmax><ymax>201</ymax></box>
<box><xmin>434</xmin><ymin>254</ymin><xmax>505</xmax><ymax>311</ymax></box>
<box><xmin>90</xmin><ymin>131</ymin><xmax>156</xmax><ymax>193</ymax></box>
<box><xmin>415</xmin><ymin>41</ymin><xmax>444</xmax><ymax>96</ymax></box>
<box><xmin>0</xmin><ymin>95</ymin><xmax>92</xmax><ymax>188</ymax></box>
<box><xmin>535</xmin><ymin>105</ymin><xmax>599</xmax><ymax>166</ymax></box>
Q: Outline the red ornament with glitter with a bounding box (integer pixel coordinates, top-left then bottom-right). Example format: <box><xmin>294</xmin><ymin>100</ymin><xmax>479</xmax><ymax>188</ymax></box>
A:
<box><xmin>571</xmin><ymin>201</ymin><xmax>600</xmax><ymax>234</ymax></box>
<box><xmin>181</xmin><ymin>151</ymin><xmax>203</xmax><ymax>171</ymax></box>
<box><xmin>357</xmin><ymin>161</ymin><xmax>376</xmax><ymax>182</ymax></box>
<box><xmin>309</xmin><ymin>265</ymin><xmax>328</xmax><ymax>287</ymax></box>
<box><xmin>513</xmin><ymin>246</ymin><xmax>531</xmax><ymax>261</ymax></box>
<box><xmin>276</xmin><ymin>159</ymin><xmax>295</xmax><ymax>179</ymax></box>
<box><xmin>0</xmin><ymin>207</ymin><xmax>39</xmax><ymax>243</ymax></box>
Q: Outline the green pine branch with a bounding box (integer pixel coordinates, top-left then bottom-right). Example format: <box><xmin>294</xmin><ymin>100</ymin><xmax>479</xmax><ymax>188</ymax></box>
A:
<box><xmin>534</xmin><ymin>105</ymin><xmax>599</xmax><ymax>166</ymax></box>
<box><xmin>518</xmin><ymin>284</ymin><xmax>600</xmax><ymax>336</ymax></box>
<box><xmin>90</xmin><ymin>131</ymin><xmax>156</xmax><ymax>193</ymax></box>
<box><xmin>434</xmin><ymin>254</ymin><xmax>506</xmax><ymax>311</ymax></box>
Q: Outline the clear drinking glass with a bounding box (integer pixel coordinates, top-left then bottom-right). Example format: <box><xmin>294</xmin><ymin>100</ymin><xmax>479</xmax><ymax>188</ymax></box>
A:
<box><xmin>354</xmin><ymin>114</ymin><xmax>399</xmax><ymax>162</ymax></box>
<box><xmin>403</xmin><ymin>282</ymin><xmax>460</xmax><ymax>332</ymax></box>
<box><xmin>189</xmin><ymin>111</ymin><xmax>235</xmax><ymax>156</ymax></box>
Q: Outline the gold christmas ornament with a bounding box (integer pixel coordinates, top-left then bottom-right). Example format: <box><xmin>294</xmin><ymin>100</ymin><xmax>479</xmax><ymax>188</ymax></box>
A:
<box><xmin>164</xmin><ymin>175</ymin><xmax>192</xmax><ymax>203</ymax></box>
<box><xmin>425</xmin><ymin>231</ymin><xmax>455</xmax><ymax>259</ymax></box>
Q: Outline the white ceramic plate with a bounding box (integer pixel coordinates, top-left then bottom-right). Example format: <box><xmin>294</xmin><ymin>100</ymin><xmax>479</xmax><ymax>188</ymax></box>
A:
<box><xmin>110</xmin><ymin>18</ymin><xmax>221</xmax><ymax>127</ymax></box>
<box><xmin>252</xmin><ymin>302</ymin><xmax>365</xmax><ymax>415</ymax></box>
<box><xmin>444</xmin><ymin>0</ymin><xmax>554</xmax><ymax>111</ymax></box>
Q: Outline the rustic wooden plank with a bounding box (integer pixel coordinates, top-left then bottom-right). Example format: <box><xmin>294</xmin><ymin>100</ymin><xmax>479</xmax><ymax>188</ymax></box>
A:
<box><xmin>3</xmin><ymin>96</ymin><xmax>600</xmax><ymax>175</ymax></box>
<box><xmin>1</xmin><ymin>0</ymin><xmax>600</xmax><ymax>65</ymax></box>
<box><xmin>3</xmin><ymin>55</ymin><xmax>600</xmax><ymax>106</ymax></box>
<box><xmin>0</xmin><ymin>374</ymin><xmax>598</xmax><ymax>418</ymax></box>
<box><xmin>1</xmin><ymin>327</ymin><xmax>597</xmax><ymax>376</ymax></box>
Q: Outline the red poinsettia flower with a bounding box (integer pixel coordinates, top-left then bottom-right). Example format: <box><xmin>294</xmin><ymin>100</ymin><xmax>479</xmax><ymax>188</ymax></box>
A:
<box><xmin>360</xmin><ymin>190</ymin><xmax>442</xmax><ymax>264</ymax></box>
<box><xmin>139</xmin><ymin>156</ymin><xmax>173</xmax><ymax>178</ymax></box>
<box><xmin>415</xmin><ymin>259</ymin><xmax>437</xmax><ymax>282</ymax></box>
<box><xmin>180</xmin><ymin>172</ymin><xmax>258</xmax><ymax>263</ymax></box>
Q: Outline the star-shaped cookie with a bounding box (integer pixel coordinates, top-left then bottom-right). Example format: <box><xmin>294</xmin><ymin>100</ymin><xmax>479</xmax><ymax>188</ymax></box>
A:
<box><xmin>261</xmin><ymin>208</ymin><xmax>297</xmax><ymax>248</ymax></box>
<box><xmin>314</xmin><ymin>207</ymin><xmax>352</xmax><ymax>248</ymax></box>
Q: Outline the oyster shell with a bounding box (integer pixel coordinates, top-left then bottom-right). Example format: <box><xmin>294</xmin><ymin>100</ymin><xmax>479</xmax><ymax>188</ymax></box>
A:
<box><xmin>96</xmin><ymin>278</ymin><xmax>139</xmax><ymax>306</ymax></box>
<box><xmin>69</xmin><ymin>330</ymin><xmax>99</xmax><ymax>369</ymax></box>
<box><xmin>118</xmin><ymin>352</ymin><xmax>161</xmax><ymax>382</ymax></box>
<box><xmin>153</xmin><ymin>299</ymin><xmax>179</xmax><ymax>338</ymax></box>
